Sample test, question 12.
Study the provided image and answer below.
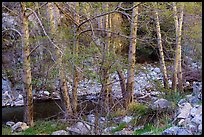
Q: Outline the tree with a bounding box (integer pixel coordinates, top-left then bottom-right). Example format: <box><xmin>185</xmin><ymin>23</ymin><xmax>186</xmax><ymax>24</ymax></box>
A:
<box><xmin>71</xmin><ymin>2</ymin><xmax>80</xmax><ymax>114</ymax></box>
<box><xmin>47</xmin><ymin>2</ymin><xmax>73</xmax><ymax>117</ymax></box>
<box><xmin>21</xmin><ymin>2</ymin><xmax>34</xmax><ymax>126</ymax></box>
<box><xmin>172</xmin><ymin>2</ymin><xmax>184</xmax><ymax>92</ymax></box>
<box><xmin>154</xmin><ymin>2</ymin><xmax>169</xmax><ymax>89</ymax></box>
<box><xmin>125</xmin><ymin>2</ymin><xmax>139</xmax><ymax>109</ymax></box>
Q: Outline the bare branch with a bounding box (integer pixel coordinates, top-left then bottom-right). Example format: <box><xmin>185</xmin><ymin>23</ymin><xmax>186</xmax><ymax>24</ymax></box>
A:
<box><xmin>2</xmin><ymin>4</ymin><xmax>19</xmax><ymax>16</ymax></box>
<box><xmin>27</xmin><ymin>2</ymin><xmax>48</xmax><ymax>17</ymax></box>
<box><xmin>78</xmin><ymin>28</ymin><xmax>130</xmax><ymax>39</ymax></box>
<box><xmin>25</xmin><ymin>8</ymin><xmax>63</xmax><ymax>56</ymax></box>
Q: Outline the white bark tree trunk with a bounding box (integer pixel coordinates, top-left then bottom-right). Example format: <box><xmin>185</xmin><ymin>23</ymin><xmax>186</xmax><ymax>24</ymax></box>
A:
<box><xmin>21</xmin><ymin>2</ymin><xmax>33</xmax><ymax>127</ymax></box>
<box><xmin>154</xmin><ymin>3</ymin><xmax>169</xmax><ymax>89</ymax></box>
<box><xmin>125</xmin><ymin>2</ymin><xmax>139</xmax><ymax>108</ymax></box>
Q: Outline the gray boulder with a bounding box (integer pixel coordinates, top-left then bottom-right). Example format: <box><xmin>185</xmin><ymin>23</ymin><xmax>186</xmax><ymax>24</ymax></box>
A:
<box><xmin>192</xmin><ymin>82</ymin><xmax>202</xmax><ymax>95</ymax></box>
<box><xmin>14</xmin><ymin>100</ymin><xmax>24</xmax><ymax>106</ymax></box>
<box><xmin>177</xmin><ymin>103</ymin><xmax>192</xmax><ymax>119</ymax></box>
<box><xmin>66</xmin><ymin>121</ymin><xmax>92</xmax><ymax>135</ymax></box>
<box><xmin>104</xmin><ymin>126</ymin><xmax>117</xmax><ymax>133</ymax></box>
<box><xmin>162</xmin><ymin>126</ymin><xmax>192</xmax><ymax>135</ymax></box>
<box><xmin>51</xmin><ymin>130</ymin><xmax>70</xmax><ymax>135</ymax></box>
<box><xmin>191</xmin><ymin>114</ymin><xmax>202</xmax><ymax>125</ymax></box>
<box><xmin>87</xmin><ymin>114</ymin><xmax>95</xmax><ymax>123</ymax></box>
<box><xmin>114</xmin><ymin>129</ymin><xmax>133</xmax><ymax>135</ymax></box>
<box><xmin>11</xmin><ymin>122</ymin><xmax>29</xmax><ymax>132</ymax></box>
<box><xmin>121</xmin><ymin>116</ymin><xmax>133</xmax><ymax>123</ymax></box>
<box><xmin>190</xmin><ymin>105</ymin><xmax>202</xmax><ymax>117</ymax></box>
<box><xmin>150</xmin><ymin>98</ymin><xmax>171</xmax><ymax>110</ymax></box>
<box><xmin>186</xmin><ymin>123</ymin><xmax>198</xmax><ymax>134</ymax></box>
<box><xmin>198</xmin><ymin>124</ymin><xmax>202</xmax><ymax>133</ymax></box>
<box><xmin>6</xmin><ymin>121</ymin><xmax>15</xmax><ymax>127</ymax></box>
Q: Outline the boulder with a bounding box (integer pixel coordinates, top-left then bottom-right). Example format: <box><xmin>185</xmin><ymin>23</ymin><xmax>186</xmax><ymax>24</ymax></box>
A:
<box><xmin>121</xmin><ymin>116</ymin><xmax>133</xmax><ymax>123</ymax></box>
<box><xmin>150</xmin><ymin>98</ymin><xmax>171</xmax><ymax>110</ymax></box>
<box><xmin>66</xmin><ymin>122</ymin><xmax>91</xmax><ymax>135</ymax></box>
<box><xmin>188</xmin><ymin>96</ymin><xmax>200</xmax><ymax>105</ymax></box>
<box><xmin>198</xmin><ymin>124</ymin><xmax>202</xmax><ymax>133</ymax></box>
<box><xmin>14</xmin><ymin>100</ymin><xmax>24</xmax><ymax>106</ymax></box>
<box><xmin>178</xmin><ymin>99</ymin><xmax>187</xmax><ymax>106</ymax></box>
<box><xmin>104</xmin><ymin>126</ymin><xmax>117</xmax><ymax>133</ymax></box>
<box><xmin>186</xmin><ymin>123</ymin><xmax>197</xmax><ymax>134</ymax></box>
<box><xmin>191</xmin><ymin>114</ymin><xmax>202</xmax><ymax>125</ymax></box>
<box><xmin>51</xmin><ymin>130</ymin><xmax>70</xmax><ymax>135</ymax></box>
<box><xmin>114</xmin><ymin>128</ymin><xmax>133</xmax><ymax>135</ymax></box>
<box><xmin>11</xmin><ymin>122</ymin><xmax>29</xmax><ymax>132</ymax></box>
<box><xmin>190</xmin><ymin>105</ymin><xmax>202</xmax><ymax>117</ymax></box>
<box><xmin>177</xmin><ymin>103</ymin><xmax>192</xmax><ymax>119</ymax></box>
<box><xmin>162</xmin><ymin>126</ymin><xmax>192</xmax><ymax>135</ymax></box>
<box><xmin>192</xmin><ymin>82</ymin><xmax>202</xmax><ymax>95</ymax></box>
<box><xmin>87</xmin><ymin>114</ymin><xmax>95</xmax><ymax>123</ymax></box>
<box><xmin>6</xmin><ymin>121</ymin><xmax>15</xmax><ymax>127</ymax></box>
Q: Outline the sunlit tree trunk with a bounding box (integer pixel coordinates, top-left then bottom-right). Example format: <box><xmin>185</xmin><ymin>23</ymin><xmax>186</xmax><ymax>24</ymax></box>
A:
<box><xmin>72</xmin><ymin>2</ymin><xmax>80</xmax><ymax>114</ymax></box>
<box><xmin>154</xmin><ymin>3</ymin><xmax>169</xmax><ymax>89</ymax></box>
<box><xmin>48</xmin><ymin>2</ymin><xmax>72</xmax><ymax>117</ymax></box>
<box><xmin>125</xmin><ymin>2</ymin><xmax>139</xmax><ymax>109</ymax></box>
<box><xmin>172</xmin><ymin>2</ymin><xmax>184</xmax><ymax>92</ymax></box>
<box><xmin>177</xmin><ymin>3</ymin><xmax>184</xmax><ymax>92</ymax></box>
<box><xmin>21</xmin><ymin>2</ymin><xmax>33</xmax><ymax>127</ymax></box>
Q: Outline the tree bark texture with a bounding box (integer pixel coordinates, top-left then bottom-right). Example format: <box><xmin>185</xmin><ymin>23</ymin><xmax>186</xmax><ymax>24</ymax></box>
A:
<box><xmin>172</xmin><ymin>2</ymin><xmax>184</xmax><ymax>92</ymax></box>
<box><xmin>154</xmin><ymin>3</ymin><xmax>169</xmax><ymax>89</ymax></box>
<box><xmin>21</xmin><ymin>2</ymin><xmax>33</xmax><ymax>127</ymax></box>
<box><xmin>125</xmin><ymin>2</ymin><xmax>139</xmax><ymax>109</ymax></box>
<box><xmin>72</xmin><ymin>2</ymin><xmax>80</xmax><ymax>114</ymax></box>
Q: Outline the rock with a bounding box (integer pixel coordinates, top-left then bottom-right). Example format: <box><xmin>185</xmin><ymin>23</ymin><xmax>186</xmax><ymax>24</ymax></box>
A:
<box><xmin>18</xmin><ymin>94</ymin><xmax>23</xmax><ymax>100</ymax></box>
<box><xmin>191</xmin><ymin>114</ymin><xmax>202</xmax><ymax>125</ymax></box>
<box><xmin>43</xmin><ymin>91</ymin><xmax>50</xmax><ymax>96</ymax></box>
<box><xmin>86</xmin><ymin>95</ymin><xmax>97</xmax><ymax>100</ymax></box>
<box><xmin>134</xmin><ymin>125</ymin><xmax>144</xmax><ymax>131</ymax></box>
<box><xmin>177</xmin><ymin>103</ymin><xmax>192</xmax><ymax>119</ymax></box>
<box><xmin>190</xmin><ymin>105</ymin><xmax>202</xmax><ymax>117</ymax></box>
<box><xmin>178</xmin><ymin>99</ymin><xmax>187</xmax><ymax>106</ymax></box>
<box><xmin>14</xmin><ymin>100</ymin><xmax>24</xmax><ymax>106</ymax></box>
<box><xmin>104</xmin><ymin>126</ymin><xmax>117</xmax><ymax>133</ymax></box>
<box><xmin>51</xmin><ymin>130</ymin><xmax>70</xmax><ymax>135</ymax></box>
<box><xmin>154</xmin><ymin>67</ymin><xmax>161</xmax><ymax>73</ymax></box>
<box><xmin>162</xmin><ymin>126</ymin><xmax>192</xmax><ymax>135</ymax></box>
<box><xmin>66</xmin><ymin>122</ymin><xmax>91</xmax><ymax>135</ymax></box>
<box><xmin>114</xmin><ymin>129</ymin><xmax>133</xmax><ymax>135</ymax></box>
<box><xmin>87</xmin><ymin>114</ymin><xmax>95</xmax><ymax>123</ymax></box>
<box><xmin>198</xmin><ymin>124</ymin><xmax>202</xmax><ymax>133</ymax></box>
<box><xmin>188</xmin><ymin>96</ymin><xmax>200</xmax><ymax>105</ymax></box>
<box><xmin>11</xmin><ymin>122</ymin><xmax>29</xmax><ymax>132</ymax></box>
<box><xmin>121</xmin><ymin>116</ymin><xmax>133</xmax><ymax>123</ymax></box>
<box><xmin>6</xmin><ymin>121</ymin><xmax>15</xmax><ymax>127</ymax></box>
<box><xmin>186</xmin><ymin>123</ymin><xmax>197</xmax><ymax>134</ymax></box>
<box><xmin>150</xmin><ymin>98</ymin><xmax>171</xmax><ymax>110</ymax></box>
<box><xmin>150</xmin><ymin>91</ymin><xmax>162</xmax><ymax>96</ymax></box>
<box><xmin>178</xmin><ymin>119</ymin><xmax>185</xmax><ymax>126</ymax></box>
<box><xmin>192</xmin><ymin>82</ymin><xmax>202</xmax><ymax>95</ymax></box>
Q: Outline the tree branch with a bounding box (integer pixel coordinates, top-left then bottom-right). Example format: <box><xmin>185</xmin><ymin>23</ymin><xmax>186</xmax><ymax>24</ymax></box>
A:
<box><xmin>25</xmin><ymin>8</ymin><xmax>63</xmax><ymax>56</ymax></box>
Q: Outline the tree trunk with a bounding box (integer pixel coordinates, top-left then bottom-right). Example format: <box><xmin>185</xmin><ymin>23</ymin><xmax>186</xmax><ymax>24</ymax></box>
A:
<box><xmin>154</xmin><ymin>3</ymin><xmax>169</xmax><ymax>89</ymax></box>
<box><xmin>172</xmin><ymin>2</ymin><xmax>184</xmax><ymax>92</ymax></box>
<box><xmin>177</xmin><ymin>3</ymin><xmax>184</xmax><ymax>92</ymax></box>
<box><xmin>48</xmin><ymin>2</ymin><xmax>72</xmax><ymax>116</ymax></box>
<box><xmin>125</xmin><ymin>2</ymin><xmax>139</xmax><ymax>109</ymax></box>
<box><xmin>117</xmin><ymin>68</ymin><xmax>126</xmax><ymax>98</ymax></box>
<box><xmin>21</xmin><ymin>2</ymin><xmax>33</xmax><ymax>127</ymax></box>
<box><xmin>72</xmin><ymin>2</ymin><xmax>80</xmax><ymax>114</ymax></box>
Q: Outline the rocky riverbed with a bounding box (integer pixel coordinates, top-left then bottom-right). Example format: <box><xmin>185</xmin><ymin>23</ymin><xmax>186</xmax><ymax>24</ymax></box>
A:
<box><xmin>2</xmin><ymin>63</ymin><xmax>196</xmax><ymax>107</ymax></box>
<box><xmin>2</xmin><ymin>62</ymin><xmax>202</xmax><ymax>135</ymax></box>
